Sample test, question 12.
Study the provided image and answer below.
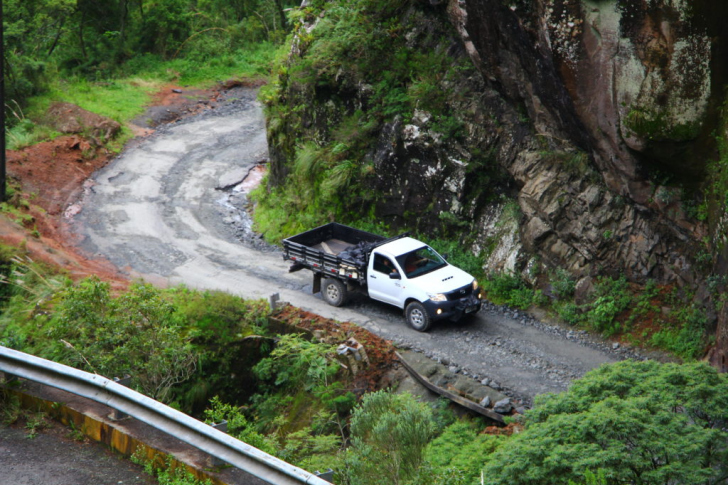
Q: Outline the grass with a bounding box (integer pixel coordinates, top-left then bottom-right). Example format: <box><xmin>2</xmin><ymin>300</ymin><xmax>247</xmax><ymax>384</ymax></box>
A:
<box><xmin>5</xmin><ymin>118</ymin><xmax>61</xmax><ymax>151</ymax></box>
<box><xmin>7</xmin><ymin>42</ymin><xmax>278</xmax><ymax>153</ymax></box>
<box><xmin>118</xmin><ymin>42</ymin><xmax>278</xmax><ymax>87</ymax></box>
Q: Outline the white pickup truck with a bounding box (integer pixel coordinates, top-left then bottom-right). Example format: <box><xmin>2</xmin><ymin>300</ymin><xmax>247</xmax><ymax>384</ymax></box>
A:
<box><xmin>282</xmin><ymin>223</ymin><xmax>483</xmax><ymax>331</ymax></box>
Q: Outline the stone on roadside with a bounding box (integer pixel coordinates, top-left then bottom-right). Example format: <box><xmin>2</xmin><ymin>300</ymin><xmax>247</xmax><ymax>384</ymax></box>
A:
<box><xmin>494</xmin><ymin>398</ymin><xmax>512</xmax><ymax>414</ymax></box>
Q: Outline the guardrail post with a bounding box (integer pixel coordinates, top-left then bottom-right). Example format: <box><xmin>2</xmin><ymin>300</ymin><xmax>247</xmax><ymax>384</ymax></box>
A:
<box><xmin>315</xmin><ymin>469</ymin><xmax>334</xmax><ymax>483</ymax></box>
<box><xmin>207</xmin><ymin>420</ymin><xmax>228</xmax><ymax>467</ymax></box>
<box><xmin>110</xmin><ymin>375</ymin><xmax>131</xmax><ymax>421</ymax></box>
<box><xmin>269</xmin><ymin>293</ymin><xmax>280</xmax><ymax>311</ymax></box>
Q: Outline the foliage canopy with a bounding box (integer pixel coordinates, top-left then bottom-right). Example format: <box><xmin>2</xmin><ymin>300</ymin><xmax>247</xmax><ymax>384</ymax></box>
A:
<box><xmin>481</xmin><ymin>360</ymin><xmax>728</xmax><ymax>485</ymax></box>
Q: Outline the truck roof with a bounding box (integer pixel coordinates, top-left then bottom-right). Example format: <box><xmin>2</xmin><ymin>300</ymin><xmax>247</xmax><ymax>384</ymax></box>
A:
<box><xmin>377</xmin><ymin>237</ymin><xmax>427</xmax><ymax>256</ymax></box>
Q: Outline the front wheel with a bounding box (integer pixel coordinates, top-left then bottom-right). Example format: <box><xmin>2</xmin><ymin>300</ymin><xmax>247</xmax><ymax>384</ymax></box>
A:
<box><xmin>405</xmin><ymin>301</ymin><xmax>431</xmax><ymax>332</ymax></box>
<box><xmin>322</xmin><ymin>278</ymin><xmax>348</xmax><ymax>307</ymax></box>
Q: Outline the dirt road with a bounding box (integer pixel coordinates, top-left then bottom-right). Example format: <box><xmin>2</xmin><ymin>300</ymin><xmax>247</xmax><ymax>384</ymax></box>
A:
<box><xmin>70</xmin><ymin>87</ymin><xmax>627</xmax><ymax>406</ymax></box>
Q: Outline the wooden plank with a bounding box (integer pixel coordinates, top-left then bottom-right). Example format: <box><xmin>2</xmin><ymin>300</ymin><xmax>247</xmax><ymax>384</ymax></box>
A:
<box><xmin>320</xmin><ymin>241</ymin><xmax>334</xmax><ymax>254</ymax></box>
<box><xmin>395</xmin><ymin>351</ymin><xmax>505</xmax><ymax>424</ymax></box>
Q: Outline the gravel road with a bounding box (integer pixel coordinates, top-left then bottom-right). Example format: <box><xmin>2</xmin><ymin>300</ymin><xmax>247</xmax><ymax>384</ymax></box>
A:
<box><xmin>71</xmin><ymin>87</ymin><xmax>639</xmax><ymax>407</ymax></box>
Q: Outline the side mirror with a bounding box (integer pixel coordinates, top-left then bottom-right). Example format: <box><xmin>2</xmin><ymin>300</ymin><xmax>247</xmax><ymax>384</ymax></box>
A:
<box><xmin>442</xmin><ymin>253</ymin><xmax>449</xmax><ymax>261</ymax></box>
<box><xmin>389</xmin><ymin>271</ymin><xmax>401</xmax><ymax>280</ymax></box>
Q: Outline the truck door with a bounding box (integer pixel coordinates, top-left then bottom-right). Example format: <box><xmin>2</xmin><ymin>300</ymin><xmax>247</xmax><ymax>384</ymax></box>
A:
<box><xmin>367</xmin><ymin>252</ymin><xmax>405</xmax><ymax>307</ymax></box>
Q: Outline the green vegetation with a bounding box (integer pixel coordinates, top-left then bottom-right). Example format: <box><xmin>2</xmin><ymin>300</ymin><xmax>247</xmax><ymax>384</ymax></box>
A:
<box><xmin>6</xmin><ymin>44</ymin><xmax>279</xmax><ymax>152</ymax></box>
<box><xmin>132</xmin><ymin>452</ymin><xmax>212</xmax><ymax>485</ymax></box>
<box><xmin>3</xmin><ymin>0</ymin><xmax>293</xmax><ymax>111</ymax></box>
<box><xmin>480</xmin><ymin>267</ymin><xmax>711</xmax><ymax>360</ymax></box>
<box><xmin>253</xmin><ymin>0</ymin><xmax>494</xmax><ymax>243</ymax></box>
<box><xmin>422</xmin><ymin>419</ymin><xmax>503</xmax><ymax>484</ymax></box>
<box><xmin>482</xmin><ymin>271</ymin><xmax>535</xmax><ymax>310</ymax></box>
<box><xmin>481</xmin><ymin>360</ymin><xmax>728</xmax><ymax>485</ymax></box>
<box><xmin>624</xmin><ymin>107</ymin><xmax>701</xmax><ymax>142</ymax></box>
<box><xmin>251</xmin><ymin>333</ymin><xmax>354</xmax><ymax>471</ymax></box>
<box><xmin>345</xmin><ymin>390</ymin><xmax>436</xmax><ymax>485</ymax></box>
<box><xmin>698</xmin><ymin>92</ymin><xmax>728</xmax><ymax>257</ymax></box>
<box><xmin>3</xmin><ymin>0</ymin><xmax>286</xmax><ymax>157</ymax></box>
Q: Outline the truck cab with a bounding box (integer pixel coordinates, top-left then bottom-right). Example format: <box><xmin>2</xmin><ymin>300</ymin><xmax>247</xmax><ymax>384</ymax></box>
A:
<box><xmin>366</xmin><ymin>237</ymin><xmax>482</xmax><ymax>331</ymax></box>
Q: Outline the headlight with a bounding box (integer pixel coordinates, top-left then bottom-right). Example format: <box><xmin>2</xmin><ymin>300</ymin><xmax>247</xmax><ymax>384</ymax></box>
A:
<box><xmin>472</xmin><ymin>280</ymin><xmax>479</xmax><ymax>290</ymax></box>
<box><xmin>428</xmin><ymin>293</ymin><xmax>447</xmax><ymax>302</ymax></box>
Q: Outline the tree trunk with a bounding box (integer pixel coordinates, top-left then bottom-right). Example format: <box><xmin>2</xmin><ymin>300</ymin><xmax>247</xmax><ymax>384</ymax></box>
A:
<box><xmin>47</xmin><ymin>16</ymin><xmax>68</xmax><ymax>58</ymax></box>
<box><xmin>78</xmin><ymin>8</ymin><xmax>87</xmax><ymax>59</ymax></box>
<box><xmin>119</xmin><ymin>0</ymin><xmax>129</xmax><ymax>58</ymax></box>
<box><xmin>274</xmin><ymin>0</ymin><xmax>287</xmax><ymax>31</ymax></box>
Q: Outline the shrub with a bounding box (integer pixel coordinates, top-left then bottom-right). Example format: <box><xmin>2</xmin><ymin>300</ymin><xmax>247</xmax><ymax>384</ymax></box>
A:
<box><xmin>649</xmin><ymin>304</ymin><xmax>708</xmax><ymax>360</ymax></box>
<box><xmin>482</xmin><ymin>360</ymin><xmax>728</xmax><ymax>485</ymax></box>
<box><xmin>550</xmin><ymin>268</ymin><xmax>576</xmax><ymax>300</ymax></box>
<box><xmin>482</xmin><ymin>272</ymin><xmax>534</xmax><ymax>309</ymax></box>
<box><xmin>583</xmin><ymin>276</ymin><xmax>631</xmax><ymax>336</ymax></box>
<box><xmin>423</xmin><ymin>419</ymin><xmax>503</xmax><ymax>484</ymax></box>
<box><xmin>203</xmin><ymin>396</ymin><xmax>276</xmax><ymax>454</ymax></box>
<box><xmin>46</xmin><ymin>278</ymin><xmax>197</xmax><ymax>402</ymax></box>
<box><xmin>345</xmin><ymin>390</ymin><xmax>437</xmax><ymax>485</ymax></box>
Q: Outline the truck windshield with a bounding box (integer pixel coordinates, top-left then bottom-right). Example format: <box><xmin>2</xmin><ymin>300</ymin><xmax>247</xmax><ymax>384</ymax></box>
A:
<box><xmin>396</xmin><ymin>246</ymin><xmax>447</xmax><ymax>278</ymax></box>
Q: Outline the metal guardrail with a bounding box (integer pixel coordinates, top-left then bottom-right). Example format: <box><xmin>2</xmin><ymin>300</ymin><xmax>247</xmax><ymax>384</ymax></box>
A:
<box><xmin>0</xmin><ymin>346</ymin><xmax>331</xmax><ymax>485</ymax></box>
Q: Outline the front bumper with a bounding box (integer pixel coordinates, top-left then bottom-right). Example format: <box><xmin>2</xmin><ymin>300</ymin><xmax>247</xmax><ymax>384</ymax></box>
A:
<box><xmin>423</xmin><ymin>290</ymin><xmax>483</xmax><ymax>322</ymax></box>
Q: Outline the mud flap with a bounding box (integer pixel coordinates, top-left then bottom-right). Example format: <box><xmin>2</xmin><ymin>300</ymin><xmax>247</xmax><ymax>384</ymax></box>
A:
<box><xmin>313</xmin><ymin>272</ymin><xmax>322</xmax><ymax>294</ymax></box>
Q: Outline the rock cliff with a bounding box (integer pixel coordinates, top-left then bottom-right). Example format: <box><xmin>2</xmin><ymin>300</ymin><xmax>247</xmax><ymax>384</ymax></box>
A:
<box><xmin>263</xmin><ymin>0</ymin><xmax>728</xmax><ymax>365</ymax></box>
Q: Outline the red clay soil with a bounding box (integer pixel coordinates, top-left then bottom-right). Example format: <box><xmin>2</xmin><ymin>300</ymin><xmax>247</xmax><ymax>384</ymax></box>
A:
<box><xmin>3</xmin><ymin>137</ymin><xmax>129</xmax><ymax>289</ymax></box>
<box><xmin>2</xmin><ymin>84</ymin><xmax>222</xmax><ymax>289</ymax></box>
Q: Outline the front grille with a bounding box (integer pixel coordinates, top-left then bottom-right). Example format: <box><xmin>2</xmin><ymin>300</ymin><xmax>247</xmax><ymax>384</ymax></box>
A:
<box><xmin>446</xmin><ymin>284</ymin><xmax>472</xmax><ymax>301</ymax></box>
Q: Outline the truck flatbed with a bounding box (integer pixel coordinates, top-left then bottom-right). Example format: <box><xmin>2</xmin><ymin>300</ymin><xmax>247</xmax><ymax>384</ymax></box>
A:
<box><xmin>282</xmin><ymin>223</ymin><xmax>388</xmax><ymax>282</ymax></box>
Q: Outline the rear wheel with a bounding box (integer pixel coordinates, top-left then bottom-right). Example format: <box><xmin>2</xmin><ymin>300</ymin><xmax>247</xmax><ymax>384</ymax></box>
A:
<box><xmin>406</xmin><ymin>301</ymin><xmax>431</xmax><ymax>332</ymax></box>
<box><xmin>322</xmin><ymin>278</ymin><xmax>348</xmax><ymax>307</ymax></box>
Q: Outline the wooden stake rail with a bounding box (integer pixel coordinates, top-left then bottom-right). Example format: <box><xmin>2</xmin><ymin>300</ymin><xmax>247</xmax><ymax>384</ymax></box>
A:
<box><xmin>395</xmin><ymin>352</ymin><xmax>505</xmax><ymax>424</ymax></box>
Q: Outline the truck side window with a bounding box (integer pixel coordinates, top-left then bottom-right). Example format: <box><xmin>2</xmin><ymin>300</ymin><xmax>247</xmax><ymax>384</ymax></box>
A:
<box><xmin>373</xmin><ymin>254</ymin><xmax>397</xmax><ymax>274</ymax></box>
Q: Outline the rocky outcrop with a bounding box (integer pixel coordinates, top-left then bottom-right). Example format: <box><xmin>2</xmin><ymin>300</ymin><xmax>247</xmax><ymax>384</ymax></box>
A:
<box><xmin>448</xmin><ymin>0</ymin><xmax>728</xmax><ymax>357</ymax></box>
<box><xmin>446</xmin><ymin>0</ymin><xmax>728</xmax><ymax>283</ymax></box>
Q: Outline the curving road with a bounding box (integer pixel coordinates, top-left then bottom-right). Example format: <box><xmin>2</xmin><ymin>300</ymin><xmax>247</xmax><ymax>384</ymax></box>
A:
<box><xmin>71</xmin><ymin>87</ymin><xmax>623</xmax><ymax>406</ymax></box>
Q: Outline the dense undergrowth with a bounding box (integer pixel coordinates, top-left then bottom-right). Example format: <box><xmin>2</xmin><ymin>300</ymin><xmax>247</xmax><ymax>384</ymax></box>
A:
<box><xmin>252</xmin><ymin>0</ymin><xmax>492</xmax><ymax>243</ymax></box>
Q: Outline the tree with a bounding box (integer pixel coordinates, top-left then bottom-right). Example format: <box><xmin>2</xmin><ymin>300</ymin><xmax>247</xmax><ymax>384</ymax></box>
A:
<box><xmin>345</xmin><ymin>390</ymin><xmax>437</xmax><ymax>485</ymax></box>
<box><xmin>481</xmin><ymin>360</ymin><xmax>728</xmax><ymax>485</ymax></box>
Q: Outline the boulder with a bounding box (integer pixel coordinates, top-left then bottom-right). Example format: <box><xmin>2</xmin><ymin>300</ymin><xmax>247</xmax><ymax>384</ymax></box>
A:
<box><xmin>493</xmin><ymin>398</ymin><xmax>512</xmax><ymax>414</ymax></box>
<box><xmin>47</xmin><ymin>102</ymin><xmax>121</xmax><ymax>143</ymax></box>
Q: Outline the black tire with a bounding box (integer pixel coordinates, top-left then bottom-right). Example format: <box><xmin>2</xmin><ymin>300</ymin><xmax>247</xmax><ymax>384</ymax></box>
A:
<box><xmin>406</xmin><ymin>301</ymin><xmax>432</xmax><ymax>332</ymax></box>
<box><xmin>322</xmin><ymin>278</ymin><xmax>348</xmax><ymax>307</ymax></box>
